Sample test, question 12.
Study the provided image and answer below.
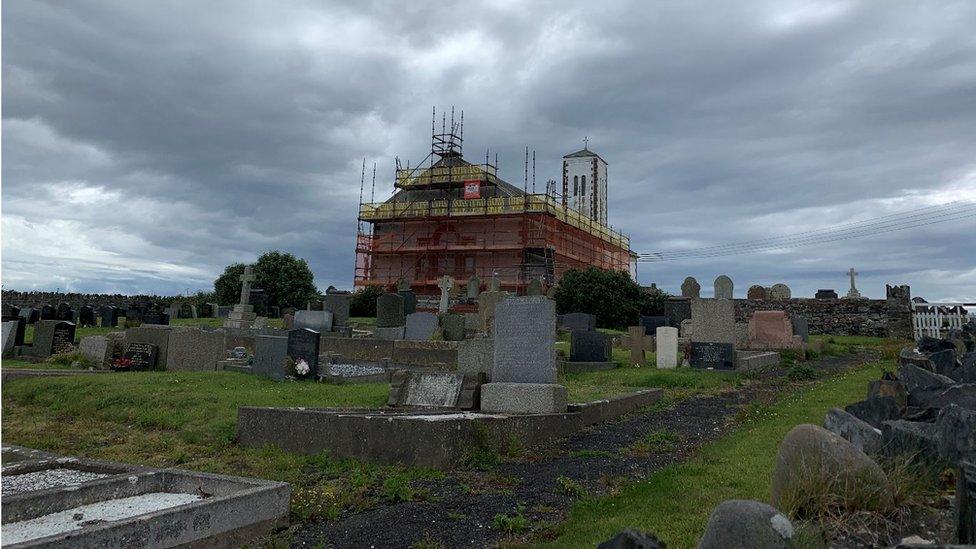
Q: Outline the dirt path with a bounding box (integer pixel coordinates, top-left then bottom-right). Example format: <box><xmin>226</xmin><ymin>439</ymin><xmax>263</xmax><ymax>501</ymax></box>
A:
<box><xmin>289</xmin><ymin>353</ymin><xmax>871</xmax><ymax>548</ymax></box>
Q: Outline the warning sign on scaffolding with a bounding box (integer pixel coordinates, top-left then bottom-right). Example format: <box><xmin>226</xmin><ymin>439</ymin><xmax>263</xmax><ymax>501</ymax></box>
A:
<box><xmin>463</xmin><ymin>180</ymin><xmax>481</xmax><ymax>199</ymax></box>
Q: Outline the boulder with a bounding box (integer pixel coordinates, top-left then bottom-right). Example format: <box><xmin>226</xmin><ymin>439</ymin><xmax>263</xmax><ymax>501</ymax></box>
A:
<box><xmin>899</xmin><ymin>347</ymin><xmax>934</xmax><ymax>370</ymax></box>
<box><xmin>927</xmin><ymin>384</ymin><xmax>976</xmax><ymax>411</ymax></box>
<box><xmin>698</xmin><ymin>500</ymin><xmax>794</xmax><ymax>549</ymax></box>
<box><xmin>598</xmin><ymin>530</ymin><xmax>665</xmax><ymax>549</ymax></box>
<box><xmin>899</xmin><ymin>363</ymin><xmax>955</xmax><ymax>405</ymax></box>
<box><xmin>868</xmin><ymin>379</ymin><xmax>908</xmax><ymax>410</ymax></box>
<box><xmin>825</xmin><ymin>408</ymin><xmax>883</xmax><ymax>455</ymax></box>
<box><xmin>935</xmin><ymin>405</ymin><xmax>976</xmax><ymax>463</ymax></box>
<box><xmin>772</xmin><ymin>424</ymin><xmax>892</xmax><ymax>512</ymax></box>
<box><xmin>845</xmin><ymin>397</ymin><xmax>902</xmax><ymax>429</ymax></box>
<box><xmin>917</xmin><ymin>336</ymin><xmax>957</xmax><ymax>355</ymax></box>
<box><xmin>882</xmin><ymin>420</ymin><xmax>940</xmax><ymax>464</ymax></box>
<box><xmin>961</xmin><ymin>352</ymin><xmax>976</xmax><ymax>383</ymax></box>
<box><xmin>928</xmin><ymin>348</ymin><xmax>961</xmax><ymax>380</ymax></box>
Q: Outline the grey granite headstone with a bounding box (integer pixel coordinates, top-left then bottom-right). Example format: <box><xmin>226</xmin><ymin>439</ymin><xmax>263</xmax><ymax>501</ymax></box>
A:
<box><xmin>1</xmin><ymin>316</ymin><xmax>25</xmax><ymax>349</ymax></box>
<box><xmin>125</xmin><ymin>325</ymin><xmax>175</xmax><ymax>368</ymax></box>
<box><xmin>458</xmin><ymin>338</ymin><xmax>493</xmax><ymax>379</ymax></box>
<box><xmin>323</xmin><ymin>294</ymin><xmax>350</xmax><ymax>327</ymax></box>
<box><xmin>526</xmin><ymin>277</ymin><xmax>544</xmax><ymax>296</ymax></box>
<box><xmin>404</xmin><ymin>312</ymin><xmax>439</xmax><ymax>340</ymax></box>
<box><xmin>560</xmin><ymin>312</ymin><xmax>596</xmax><ymax>332</ymax></box>
<box><xmin>570</xmin><ymin>331</ymin><xmax>611</xmax><ymax>362</ymax></box>
<box><xmin>681</xmin><ymin>277</ymin><xmax>701</xmax><ymax>298</ymax></box>
<box><xmin>769</xmin><ymin>283</ymin><xmax>791</xmax><ymax>300</ymax></box>
<box><xmin>466</xmin><ymin>276</ymin><xmax>481</xmax><ymax>299</ymax></box>
<box><xmin>664</xmin><ymin>298</ymin><xmax>692</xmax><ymax>328</ymax></box>
<box><xmin>492</xmin><ymin>297</ymin><xmax>556</xmax><ymax>383</ymax></box>
<box><xmin>376</xmin><ymin>293</ymin><xmax>405</xmax><ymax>327</ymax></box>
<box><xmin>714</xmin><ymin>275</ymin><xmax>733</xmax><ymax>299</ymax></box>
<box><xmin>398</xmin><ymin>290</ymin><xmax>417</xmax><ymax>315</ymax></box>
<box><xmin>166</xmin><ymin>328</ymin><xmax>225</xmax><ymax>371</ymax></box>
<box><xmin>2</xmin><ymin>321</ymin><xmax>18</xmax><ymax>356</ymax></box>
<box><xmin>440</xmin><ymin>313</ymin><xmax>465</xmax><ymax>341</ymax></box>
<box><xmin>99</xmin><ymin>306</ymin><xmax>119</xmax><ymax>328</ymax></box>
<box><xmin>792</xmin><ymin>316</ymin><xmax>809</xmax><ymax>343</ymax></box>
<box><xmin>690</xmin><ymin>342</ymin><xmax>735</xmax><ymax>370</ymax></box>
<box><xmin>252</xmin><ymin>335</ymin><xmax>288</xmax><ymax>380</ymax></box>
<box><xmin>690</xmin><ymin>298</ymin><xmax>737</xmax><ymax>344</ymax></box>
<box><xmin>403</xmin><ymin>372</ymin><xmax>465</xmax><ymax>407</ymax></box>
<box><xmin>294</xmin><ymin>310</ymin><xmax>333</xmax><ymax>332</ymax></box>
<box><xmin>32</xmin><ymin>320</ymin><xmax>76</xmax><ymax>358</ymax></box>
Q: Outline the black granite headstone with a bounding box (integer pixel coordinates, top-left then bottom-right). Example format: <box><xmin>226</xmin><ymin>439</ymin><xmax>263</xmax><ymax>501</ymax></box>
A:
<box><xmin>46</xmin><ymin>321</ymin><xmax>77</xmax><ymax>356</ymax></box>
<box><xmin>815</xmin><ymin>289</ymin><xmax>839</xmax><ymax>300</ymax></box>
<box><xmin>78</xmin><ymin>306</ymin><xmax>96</xmax><ymax>327</ymax></box>
<box><xmin>142</xmin><ymin>310</ymin><xmax>170</xmax><ymax>325</ymax></box>
<box><xmin>40</xmin><ymin>304</ymin><xmax>56</xmax><ymax>320</ymax></box>
<box><xmin>249</xmin><ymin>288</ymin><xmax>269</xmax><ymax>317</ymax></box>
<box><xmin>56</xmin><ymin>302</ymin><xmax>73</xmax><ymax>321</ymax></box>
<box><xmin>19</xmin><ymin>307</ymin><xmax>39</xmax><ymax>325</ymax></box>
<box><xmin>664</xmin><ymin>298</ymin><xmax>692</xmax><ymax>329</ymax></box>
<box><xmin>125</xmin><ymin>307</ymin><xmax>144</xmax><ymax>324</ymax></box>
<box><xmin>122</xmin><ymin>342</ymin><xmax>159</xmax><ymax>371</ymax></box>
<box><xmin>398</xmin><ymin>290</ymin><xmax>417</xmax><ymax>316</ymax></box>
<box><xmin>560</xmin><ymin>312</ymin><xmax>596</xmax><ymax>332</ymax></box>
<box><xmin>287</xmin><ymin>328</ymin><xmax>320</xmax><ymax>380</ymax></box>
<box><xmin>100</xmin><ymin>306</ymin><xmax>120</xmax><ymax>327</ymax></box>
<box><xmin>3</xmin><ymin>304</ymin><xmax>20</xmax><ymax>318</ymax></box>
<box><xmin>639</xmin><ymin>316</ymin><xmax>668</xmax><ymax>335</ymax></box>
<box><xmin>690</xmin><ymin>342</ymin><xmax>735</xmax><ymax>370</ymax></box>
<box><xmin>570</xmin><ymin>330</ymin><xmax>611</xmax><ymax>362</ymax></box>
<box><xmin>2</xmin><ymin>316</ymin><xmax>26</xmax><ymax>346</ymax></box>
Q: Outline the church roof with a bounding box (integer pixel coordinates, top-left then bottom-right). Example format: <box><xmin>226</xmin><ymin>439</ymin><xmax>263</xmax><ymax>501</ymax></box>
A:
<box><xmin>563</xmin><ymin>148</ymin><xmax>607</xmax><ymax>163</ymax></box>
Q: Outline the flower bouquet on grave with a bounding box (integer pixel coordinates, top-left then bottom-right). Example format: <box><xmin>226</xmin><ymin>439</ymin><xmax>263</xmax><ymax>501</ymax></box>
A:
<box><xmin>112</xmin><ymin>357</ymin><xmax>133</xmax><ymax>372</ymax></box>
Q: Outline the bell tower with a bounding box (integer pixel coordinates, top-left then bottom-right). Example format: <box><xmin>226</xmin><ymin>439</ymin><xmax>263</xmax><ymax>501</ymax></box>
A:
<box><xmin>561</xmin><ymin>138</ymin><xmax>608</xmax><ymax>225</ymax></box>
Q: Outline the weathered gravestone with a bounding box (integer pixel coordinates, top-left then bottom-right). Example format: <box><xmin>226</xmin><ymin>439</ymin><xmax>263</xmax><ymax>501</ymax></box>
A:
<box><xmin>560</xmin><ymin>313</ymin><xmax>596</xmax><ymax>333</ymax></box>
<box><xmin>126</xmin><ymin>325</ymin><xmax>174</xmax><ymax>368</ymax></box>
<box><xmin>438</xmin><ymin>276</ymin><xmax>454</xmax><ymax>313</ymax></box>
<box><xmin>404</xmin><ymin>312</ymin><xmax>439</xmax><ymax>341</ymax></box>
<box><xmin>166</xmin><ymin>304</ymin><xmax>181</xmax><ymax>321</ymax></box>
<box><xmin>2</xmin><ymin>316</ymin><xmax>26</xmax><ymax>347</ymax></box>
<box><xmin>714</xmin><ymin>275</ymin><xmax>734</xmax><ymax>299</ymax></box>
<box><xmin>79</xmin><ymin>336</ymin><xmax>111</xmax><ymax>368</ymax></box>
<box><xmin>792</xmin><ymin>316</ymin><xmax>810</xmax><ymax>343</ymax></box>
<box><xmin>664</xmin><ymin>298</ymin><xmax>692</xmax><ymax>329</ymax></box>
<box><xmin>681</xmin><ymin>277</ymin><xmax>701</xmax><ymax>299</ymax></box>
<box><xmin>768</xmin><ymin>284</ymin><xmax>791</xmax><ymax>300</ymax></box>
<box><xmin>294</xmin><ymin>310</ymin><xmax>333</xmax><ymax>333</ymax></box>
<box><xmin>570</xmin><ymin>331</ymin><xmax>611</xmax><ymax>362</ymax></box>
<box><xmin>440</xmin><ymin>313</ymin><xmax>465</xmax><ymax>341</ymax></box>
<box><xmin>690</xmin><ymin>299</ymin><xmax>737</xmax><ymax>344</ymax></box>
<box><xmin>690</xmin><ymin>342</ymin><xmax>735</xmax><ymax>370</ymax></box>
<box><xmin>376</xmin><ymin>293</ymin><xmax>405</xmax><ymax>327</ymax></box>
<box><xmin>747</xmin><ymin>311</ymin><xmax>803</xmax><ymax>350</ymax></box>
<box><xmin>458</xmin><ymin>338</ymin><xmax>493</xmax><ymax>379</ymax></box>
<box><xmin>640</xmin><ymin>316</ymin><xmax>668</xmax><ymax>336</ymax></box>
<box><xmin>747</xmin><ymin>285</ymin><xmax>767</xmax><ymax>300</ymax></box>
<box><xmin>99</xmin><ymin>306</ymin><xmax>120</xmax><ymax>328</ymax></box>
<box><xmin>388</xmin><ymin>371</ymin><xmax>472</xmax><ymax>408</ymax></box>
<box><xmin>2</xmin><ymin>321</ymin><xmax>19</xmax><ymax>356</ymax></box>
<box><xmin>143</xmin><ymin>310</ymin><xmax>170</xmax><ymax>325</ymax></box>
<box><xmin>78</xmin><ymin>306</ymin><xmax>96</xmax><ymax>327</ymax></box>
<box><xmin>19</xmin><ymin>307</ymin><xmax>39</xmax><ymax>324</ymax></box>
<box><xmin>249</xmin><ymin>288</ymin><xmax>269</xmax><ymax>317</ymax></box>
<box><xmin>56</xmin><ymin>303</ymin><xmax>73</xmax><ymax>321</ymax></box>
<box><xmin>166</xmin><ymin>329</ymin><xmax>225</xmax><ymax>371</ymax></box>
<box><xmin>478</xmin><ymin>291</ymin><xmax>508</xmax><ymax>334</ymax></box>
<box><xmin>815</xmin><ymin>289</ymin><xmax>839</xmax><ymax>300</ymax></box>
<box><xmin>399</xmin><ymin>289</ymin><xmax>417</xmax><ymax>316</ymax></box>
<box><xmin>32</xmin><ymin>320</ymin><xmax>76</xmax><ymax>358</ymax></box>
<box><xmin>489</xmin><ymin>275</ymin><xmax>501</xmax><ymax>292</ymax></box>
<box><xmin>323</xmin><ymin>294</ymin><xmax>350</xmax><ymax>328</ymax></box>
<box><xmin>287</xmin><ymin>328</ymin><xmax>320</xmax><ymax>380</ymax></box>
<box><xmin>122</xmin><ymin>342</ymin><xmax>159</xmax><ymax>371</ymax></box>
<box><xmin>628</xmin><ymin>326</ymin><xmax>646</xmax><ymax>365</ymax></box>
<box><xmin>466</xmin><ymin>276</ymin><xmax>481</xmax><ymax>299</ymax></box>
<box><xmin>657</xmin><ymin>326</ymin><xmax>679</xmax><ymax>369</ymax></box>
<box><xmin>125</xmin><ymin>307</ymin><xmax>144</xmax><ymax>324</ymax></box>
<box><xmin>252</xmin><ymin>335</ymin><xmax>288</xmax><ymax>380</ymax></box>
<box><xmin>282</xmin><ymin>313</ymin><xmax>295</xmax><ymax>329</ymax></box>
<box><xmin>482</xmin><ymin>297</ymin><xmax>565</xmax><ymax>413</ymax></box>
<box><xmin>40</xmin><ymin>304</ymin><xmax>56</xmax><ymax>320</ymax></box>
<box><xmin>526</xmin><ymin>277</ymin><xmax>544</xmax><ymax>296</ymax></box>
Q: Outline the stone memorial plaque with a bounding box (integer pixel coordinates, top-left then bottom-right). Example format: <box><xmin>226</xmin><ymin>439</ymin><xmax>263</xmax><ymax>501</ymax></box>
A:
<box><xmin>690</xmin><ymin>342</ymin><xmax>734</xmax><ymax>370</ymax></box>
<box><xmin>287</xmin><ymin>328</ymin><xmax>320</xmax><ymax>379</ymax></box>
<box><xmin>570</xmin><ymin>330</ymin><xmax>611</xmax><ymax>362</ymax></box>
<box><xmin>664</xmin><ymin>298</ymin><xmax>692</xmax><ymax>328</ymax></box>
<box><xmin>122</xmin><ymin>342</ymin><xmax>159</xmax><ymax>371</ymax></box>
<box><xmin>492</xmin><ymin>297</ymin><xmax>556</xmax><ymax>384</ymax></box>
<box><xmin>639</xmin><ymin>315</ymin><xmax>668</xmax><ymax>335</ymax></box>
<box><xmin>2</xmin><ymin>316</ymin><xmax>26</xmax><ymax>347</ymax></box>
<box><xmin>404</xmin><ymin>312</ymin><xmax>439</xmax><ymax>340</ymax></box>
<box><xmin>403</xmin><ymin>372</ymin><xmax>465</xmax><ymax>407</ymax></box>
<box><xmin>376</xmin><ymin>293</ymin><xmax>405</xmax><ymax>327</ymax></box>
<box><xmin>560</xmin><ymin>312</ymin><xmax>596</xmax><ymax>332</ymax></box>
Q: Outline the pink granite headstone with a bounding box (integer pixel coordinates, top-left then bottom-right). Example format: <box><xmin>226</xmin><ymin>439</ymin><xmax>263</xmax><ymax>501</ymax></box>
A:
<box><xmin>747</xmin><ymin>311</ymin><xmax>803</xmax><ymax>350</ymax></box>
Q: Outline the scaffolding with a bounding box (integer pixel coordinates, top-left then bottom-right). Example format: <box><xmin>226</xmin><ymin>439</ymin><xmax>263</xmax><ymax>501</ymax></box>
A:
<box><xmin>354</xmin><ymin>109</ymin><xmax>634</xmax><ymax>295</ymax></box>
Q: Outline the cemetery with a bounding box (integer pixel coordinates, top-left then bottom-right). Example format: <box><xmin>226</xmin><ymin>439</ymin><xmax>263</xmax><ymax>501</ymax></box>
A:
<box><xmin>3</xmin><ymin>265</ymin><xmax>972</xmax><ymax>547</ymax></box>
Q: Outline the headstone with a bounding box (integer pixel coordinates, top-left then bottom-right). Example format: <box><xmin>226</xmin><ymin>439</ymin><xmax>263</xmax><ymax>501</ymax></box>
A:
<box><xmin>282</xmin><ymin>313</ymin><xmax>295</xmax><ymax>329</ymax></box>
<box><xmin>376</xmin><ymin>293</ymin><xmax>405</xmax><ymax>327</ymax></box>
<box><xmin>526</xmin><ymin>277</ymin><xmax>544</xmax><ymax>296</ymax></box>
<box><xmin>121</xmin><ymin>342</ymin><xmax>159</xmax><ymax>371</ymax></box>
<box><xmin>397</xmin><ymin>277</ymin><xmax>412</xmax><ymax>292</ymax></box>
<box><xmin>19</xmin><ymin>307</ymin><xmax>39</xmax><ymax>324</ymax></box>
<box><xmin>747</xmin><ymin>311</ymin><xmax>803</xmax><ymax>350</ymax></box>
<box><xmin>404</xmin><ymin>312</ymin><xmax>439</xmax><ymax>340</ymax></box>
<box><xmin>639</xmin><ymin>316</ymin><xmax>668</xmax><ymax>335</ymax></box>
<box><xmin>815</xmin><ymin>289</ymin><xmax>838</xmax><ymax>300</ymax></box>
<box><xmin>166</xmin><ymin>304</ymin><xmax>181</xmax><ymax>320</ymax></box>
<box><xmin>437</xmin><ymin>313</ymin><xmax>464</xmax><ymax>341</ymax></box>
<box><xmin>845</xmin><ymin>267</ymin><xmax>862</xmax><ymax>299</ymax></box>
<box><xmin>249</xmin><ymin>288</ymin><xmax>268</xmax><ymax>316</ymax></box>
<box><xmin>768</xmin><ymin>284</ymin><xmax>791</xmax><ymax>300</ymax></box>
<box><xmin>99</xmin><ymin>306</ymin><xmax>119</xmax><ymax>327</ymax></box>
<box><xmin>166</xmin><ymin>329</ymin><xmax>225</xmax><ymax>371</ymax></box>
<box><xmin>294</xmin><ymin>310</ymin><xmax>333</xmax><ymax>332</ymax></box>
<box><xmin>252</xmin><ymin>316</ymin><xmax>268</xmax><ymax>329</ymax></box>
<box><xmin>217</xmin><ymin>306</ymin><xmax>232</xmax><ymax>318</ymax></box>
<box><xmin>437</xmin><ymin>276</ymin><xmax>454</xmax><ymax>313</ymax></box>
<box><xmin>40</xmin><ymin>304</ymin><xmax>56</xmax><ymax>320</ymax></box>
<box><xmin>56</xmin><ymin>302</ymin><xmax>73</xmax><ymax>321</ymax></box>
<box><xmin>690</xmin><ymin>299</ymin><xmax>737</xmax><ymax>344</ymax></box>
<box><xmin>252</xmin><ymin>335</ymin><xmax>288</xmax><ymax>380</ymax></box>
<box><xmin>31</xmin><ymin>320</ymin><xmax>76</xmax><ymax>358</ymax></box>
<box><xmin>287</xmin><ymin>328</ymin><xmax>320</xmax><ymax>380</ymax></box>
<box><xmin>478</xmin><ymin>291</ymin><xmax>508</xmax><ymax>335</ymax></box>
<box><xmin>690</xmin><ymin>342</ymin><xmax>735</xmax><ymax>370</ymax></box>
<box><xmin>560</xmin><ymin>312</ymin><xmax>596</xmax><ymax>332</ymax></box>
<box><xmin>395</xmin><ymin>371</ymin><xmax>466</xmax><ymax>408</ymax></box>
<box><xmin>792</xmin><ymin>316</ymin><xmax>809</xmax><ymax>343</ymax></box>
<box><xmin>78</xmin><ymin>306</ymin><xmax>96</xmax><ymax>327</ymax></box>
<box><xmin>399</xmin><ymin>289</ymin><xmax>417</xmax><ymax>315</ymax></box>
<box><xmin>323</xmin><ymin>294</ymin><xmax>350</xmax><ymax>328</ymax></box>
<box><xmin>207</xmin><ymin>302</ymin><xmax>221</xmax><ymax>317</ymax></box>
<box><xmin>664</xmin><ymin>298</ymin><xmax>692</xmax><ymax>329</ymax></box>
<box><xmin>2</xmin><ymin>316</ymin><xmax>26</xmax><ymax>347</ymax></box>
<box><xmin>143</xmin><ymin>310</ymin><xmax>170</xmax><ymax>325</ymax></box>
<box><xmin>3</xmin><ymin>304</ymin><xmax>20</xmax><ymax>318</ymax></box>
<box><xmin>681</xmin><ymin>277</ymin><xmax>701</xmax><ymax>299</ymax></box>
<box><xmin>458</xmin><ymin>338</ymin><xmax>494</xmax><ymax>379</ymax></box>
<box><xmin>491</xmin><ymin>297</ymin><xmax>556</xmax><ymax>383</ymax></box>
<box><xmin>747</xmin><ymin>285</ymin><xmax>767</xmax><ymax>300</ymax></box>
<box><xmin>2</xmin><ymin>321</ymin><xmax>18</xmax><ymax>356</ymax></box>
<box><xmin>489</xmin><ymin>275</ymin><xmax>501</xmax><ymax>292</ymax></box>
<box><xmin>714</xmin><ymin>275</ymin><xmax>733</xmax><ymax>299</ymax></box>
<box><xmin>224</xmin><ymin>266</ymin><xmax>258</xmax><ymax>328</ymax></box>
<box><xmin>570</xmin><ymin>331</ymin><xmax>611</xmax><ymax>362</ymax></box>
<box><xmin>125</xmin><ymin>325</ymin><xmax>174</xmax><ymax>368</ymax></box>
<box><xmin>125</xmin><ymin>307</ymin><xmax>144</xmax><ymax>324</ymax></box>
<box><xmin>657</xmin><ymin>326</ymin><xmax>679</xmax><ymax>369</ymax></box>
<box><xmin>78</xmin><ymin>336</ymin><xmax>111</xmax><ymax>368</ymax></box>
<box><xmin>627</xmin><ymin>326</ymin><xmax>646</xmax><ymax>366</ymax></box>
<box><xmin>466</xmin><ymin>276</ymin><xmax>481</xmax><ymax>299</ymax></box>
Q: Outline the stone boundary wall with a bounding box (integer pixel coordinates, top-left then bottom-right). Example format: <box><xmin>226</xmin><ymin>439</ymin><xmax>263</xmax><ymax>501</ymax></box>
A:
<box><xmin>1</xmin><ymin>290</ymin><xmax>179</xmax><ymax>310</ymax></box>
<box><xmin>733</xmin><ymin>296</ymin><xmax>909</xmax><ymax>338</ymax></box>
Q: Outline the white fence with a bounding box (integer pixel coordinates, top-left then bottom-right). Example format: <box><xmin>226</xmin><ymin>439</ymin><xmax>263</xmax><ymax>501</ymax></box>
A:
<box><xmin>911</xmin><ymin>301</ymin><xmax>975</xmax><ymax>340</ymax></box>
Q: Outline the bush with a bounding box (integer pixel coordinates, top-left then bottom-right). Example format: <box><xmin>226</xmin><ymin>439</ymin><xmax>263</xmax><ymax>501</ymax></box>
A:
<box><xmin>553</xmin><ymin>267</ymin><xmax>668</xmax><ymax>329</ymax></box>
<box><xmin>213</xmin><ymin>251</ymin><xmax>318</xmax><ymax>310</ymax></box>
<box><xmin>349</xmin><ymin>286</ymin><xmax>383</xmax><ymax>317</ymax></box>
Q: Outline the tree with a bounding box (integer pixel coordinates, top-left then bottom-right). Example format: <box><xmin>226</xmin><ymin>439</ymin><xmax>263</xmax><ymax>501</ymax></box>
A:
<box><xmin>212</xmin><ymin>251</ymin><xmax>318</xmax><ymax>310</ymax></box>
<box><xmin>349</xmin><ymin>286</ymin><xmax>383</xmax><ymax>317</ymax></box>
<box><xmin>552</xmin><ymin>267</ymin><xmax>669</xmax><ymax>329</ymax></box>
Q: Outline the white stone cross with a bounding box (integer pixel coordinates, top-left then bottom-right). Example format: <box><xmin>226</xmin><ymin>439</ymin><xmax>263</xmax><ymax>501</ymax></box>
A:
<box><xmin>438</xmin><ymin>275</ymin><xmax>453</xmax><ymax>313</ymax></box>
<box><xmin>846</xmin><ymin>267</ymin><xmax>861</xmax><ymax>298</ymax></box>
<box><xmin>239</xmin><ymin>266</ymin><xmax>256</xmax><ymax>306</ymax></box>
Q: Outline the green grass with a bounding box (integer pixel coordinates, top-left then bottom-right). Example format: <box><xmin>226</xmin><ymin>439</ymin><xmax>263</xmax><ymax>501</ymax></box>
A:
<box><xmin>544</xmin><ymin>359</ymin><xmax>886</xmax><ymax>548</ymax></box>
<box><xmin>563</xmin><ymin>366</ymin><xmax>739</xmax><ymax>403</ymax></box>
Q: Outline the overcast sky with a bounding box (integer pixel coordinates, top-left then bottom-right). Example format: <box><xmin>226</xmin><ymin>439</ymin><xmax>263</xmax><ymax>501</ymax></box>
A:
<box><xmin>3</xmin><ymin>1</ymin><xmax>975</xmax><ymax>301</ymax></box>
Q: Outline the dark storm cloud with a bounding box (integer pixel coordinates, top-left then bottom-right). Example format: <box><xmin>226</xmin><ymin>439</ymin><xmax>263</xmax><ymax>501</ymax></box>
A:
<box><xmin>3</xmin><ymin>0</ymin><xmax>975</xmax><ymax>299</ymax></box>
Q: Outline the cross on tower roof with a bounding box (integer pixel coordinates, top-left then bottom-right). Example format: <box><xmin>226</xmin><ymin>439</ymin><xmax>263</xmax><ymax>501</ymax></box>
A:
<box><xmin>583</xmin><ymin>136</ymin><xmax>589</xmax><ymax>150</ymax></box>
